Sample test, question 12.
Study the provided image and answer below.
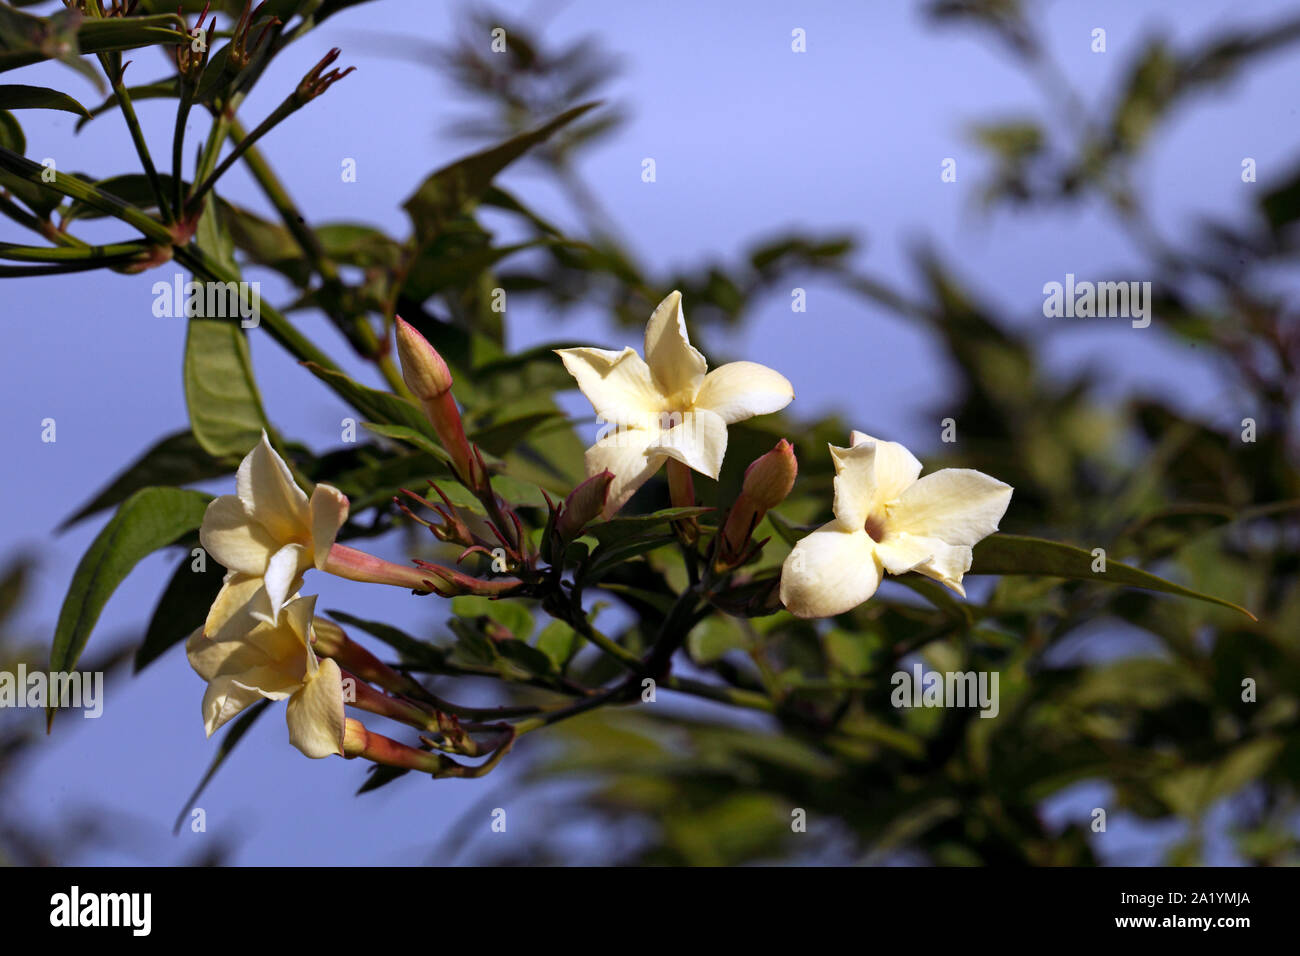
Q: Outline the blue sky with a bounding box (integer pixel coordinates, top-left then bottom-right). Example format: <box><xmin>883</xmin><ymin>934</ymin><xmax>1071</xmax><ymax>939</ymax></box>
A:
<box><xmin>2</xmin><ymin>0</ymin><xmax>1297</xmax><ymax>864</ymax></box>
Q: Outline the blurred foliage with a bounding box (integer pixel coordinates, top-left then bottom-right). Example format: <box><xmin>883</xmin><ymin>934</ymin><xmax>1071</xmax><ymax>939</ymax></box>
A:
<box><xmin>0</xmin><ymin>0</ymin><xmax>1297</xmax><ymax>865</ymax></box>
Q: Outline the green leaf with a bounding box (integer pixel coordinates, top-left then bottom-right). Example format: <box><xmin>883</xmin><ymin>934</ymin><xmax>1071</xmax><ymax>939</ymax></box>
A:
<box><xmin>584</xmin><ymin>533</ymin><xmax>679</xmax><ymax>583</ymax></box>
<box><xmin>184</xmin><ymin>318</ymin><xmax>269</xmax><ymax>459</ymax></box>
<box><xmin>403</xmin><ymin>102</ymin><xmax>598</xmax><ymax>244</ymax></box>
<box><xmin>688</xmin><ymin>615</ymin><xmax>748</xmax><ymax>665</ymax></box>
<box><xmin>135</xmin><ymin>550</ymin><xmax>226</xmax><ymax>672</ymax></box>
<box><xmin>0</xmin><ymin>84</ymin><xmax>90</xmax><ymax>116</ymax></box>
<box><xmin>969</xmin><ymin>533</ymin><xmax>1256</xmax><ymax>619</ymax></box>
<box><xmin>536</xmin><ymin>619</ymin><xmax>581</xmax><ymax>672</ymax></box>
<box><xmin>496</xmin><ymin>638</ymin><xmax>555</xmax><ymax>678</ymax></box>
<box><xmin>357</xmin><ymin>764</ymin><xmax>410</xmax><ymax>795</ymax></box>
<box><xmin>469</xmin><ymin>409</ymin><xmax>566</xmax><ymax>457</ymax></box>
<box><xmin>60</xmin><ymin>430</ymin><xmax>230</xmax><ymax>529</ymax></box>
<box><xmin>303</xmin><ymin>362</ymin><xmax>440</xmax><ymax>441</ymax></box>
<box><xmin>325</xmin><ymin>610</ymin><xmax>445</xmax><ymax>670</ymax></box>
<box><xmin>0</xmin><ymin>109</ymin><xmax>63</xmax><ymax>218</ymax></box>
<box><xmin>403</xmin><ymin>238</ymin><xmax>563</xmax><ymax>301</ymax></box>
<box><xmin>50</xmin><ymin>488</ymin><xmax>212</xmax><ymax>724</ymax></box>
<box><xmin>64</xmin><ymin>172</ymin><xmax>188</xmax><ymax>221</ymax></box>
<box><xmin>584</xmin><ymin>507</ymin><xmax>712</xmax><ymax>546</ymax></box>
<box><xmin>452</xmin><ymin>594</ymin><xmax>534</xmax><ymax>640</ymax></box>
<box><xmin>360</xmin><ymin>421</ymin><xmax>450</xmax><ymax>464</ymax></box>
<box><xmin>195</xmin><ymin>189</ymin><xmax>237</xmax><ymax>275</ymax></box>
<box><xmin>172</xmin><ymin>699</ymin><xmax>269</xmax><ymax>835</ymax></box>
<box><xmin>77</xmin><ymin>14</ymin><xmax>190</xmax><ymax>55</ymax></box>
<box><xmin>0</xmin><ymin>109</ymin><xmax>22</xmax><ymax>152</ymax></box>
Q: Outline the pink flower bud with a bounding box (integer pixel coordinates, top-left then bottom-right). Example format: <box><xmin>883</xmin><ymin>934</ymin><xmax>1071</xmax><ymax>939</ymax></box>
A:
<box><xmin>556</xmin><ymin>470</ymin><xmax>614</xmax><ymax>542</ymax></box>
<box><xmin>720</xmin><ymin>439</ymin><xmax>797</xmax><ymax>562</ymax></box>
<box><xmin>394</xmin><ymin>317</ymin><xmax>482</xmax><ymax>490</ymax></box>
<box><xmin>395</xmin><ymin>317</ymin><xmax>453</xmax><ymax>398</ymax></box>
<box><xmin>740</xmin><ymin>439</ymin><xmax>797</xmax><ymax>510</ymax></box>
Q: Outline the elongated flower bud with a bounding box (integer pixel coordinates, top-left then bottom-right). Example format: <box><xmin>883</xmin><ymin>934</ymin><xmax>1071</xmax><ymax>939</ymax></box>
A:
<box><xmin>395</xmin><ymin>316</ymin><xmax>453</xmax><ymax>397</ymax></box>
<box><xmin>322</xmin><ymin>542</ymin><xmax>437</xmax><ymax>592</ymax></box>
<box><xmin>394</xmin><ymin>317</ymin><xmax>483</xmax><ymax>490</ymax></box>
<box><xmin>720</xmin><ymin>439</ymin><xmax>797</xmax><ymax>562</ymax></box>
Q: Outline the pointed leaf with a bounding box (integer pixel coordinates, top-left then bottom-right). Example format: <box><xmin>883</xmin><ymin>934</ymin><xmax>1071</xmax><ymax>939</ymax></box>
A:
<box><xmin>403</xmin><ymin>102</ymin><xmax>598</xmax><ymax>244</ymax></box>
<box><xmin>969</xmin><ymin>533</ymin><xmax>1256</xmax><ymax>619</ymax></box>
<box><xmin>184</xmin><ymin>318</ymin><xmax>269</xmax><ymax>459</ymax></box>
<box><xmin>0</xmin><ymin>84</ymin><xmax>90</xmax><ymax>117</ymax></box>
<box><xmin>50</xmin><ymin>488</ymin><xmax>212</xmax><ymax>726</ymax></box>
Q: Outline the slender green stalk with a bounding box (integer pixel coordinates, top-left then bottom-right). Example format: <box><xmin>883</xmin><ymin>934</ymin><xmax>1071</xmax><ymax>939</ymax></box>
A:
<box><xmin>187</xmin><ymin>97</ymin><xmax>299</xmax><ymax>213</ymax></box>
<box><xmin>173</xmin><ymin>242</ymin><xmax>340</xmax><ymax>372</ymax></box>
<box><xmin>0</xmin><ymin>241</ymin><xmax>149</xmax><ymax>262</ymax></box>
<box><xmin>171</xmin><ymin>85</ymin><xmax>197</xmax><ymax>216</ymax></box>
<box><xmin>109</xmin><ymin>74</ymin><xmax>174</xmax><ymax>223</ymax></box>
<box><xmin>222</xmin><ymin>119</ymin><xmax>408</xmax><ymax>394</ymax></box>
<box><xmin>665</xmin><ymin>676</ymin><xmax>775</xmax><ymax>714</ymax></box>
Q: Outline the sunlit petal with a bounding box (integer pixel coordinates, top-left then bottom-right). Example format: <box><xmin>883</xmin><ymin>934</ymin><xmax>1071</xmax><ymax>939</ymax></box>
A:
<box><xmin>694</xmin><ymin>361</ymin><xmax>794</xmax><ymax>424</ymax></box>
<box><xmin>779</xmin><ymin>524</ymin><xmax>882</xmax><ymax>618</ymax></box>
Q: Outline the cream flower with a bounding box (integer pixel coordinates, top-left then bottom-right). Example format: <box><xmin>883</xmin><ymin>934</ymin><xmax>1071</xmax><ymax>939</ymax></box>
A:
<box><xmin>556</xmin><ymin>291</ymin><xmax>794</xmax><ymax>516</ymax></box>
<box><xmin>780</xmin><ymin>432</ymin><xmax>1013</xmax><ymax>618</ymax></box>
<box><xmin>185</xmin><ymin>594</ymin><xmax>346</xmax><ymax>758</ymax></box>
<box><xmin>199</xmin><ymin>433</ymin><xmax>348</xmax><ymax>640</ymax></box>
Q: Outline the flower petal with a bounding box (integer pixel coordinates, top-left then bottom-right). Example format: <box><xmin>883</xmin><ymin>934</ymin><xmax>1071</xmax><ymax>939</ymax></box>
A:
<box><xmin>849</xmin><ymin>432</ymin><xmax>922</xmax><ymax>505</ymax></box>
<box><xmin>873</xmin><ymin>531</ymin><xmax>938</xmax><ymax>576</ymax></box>
<box><xmin>647</xmin><ymin>407</ymin><xmax>728</xmax><ymax>480</ymax></box>
<box><xmin>203</xmin><ymin>572</ymin><xmax>267</xmax><ymax>642</ymax></box>
<box><xmin>281</xmin><ymin>593</ymin><xmax>317</xmax><ymax>646</ymax></box>
<box><xmin>286</xmin><ymin>657</ymin><xmax>345</xmax><ymax>758</ymax></box>
<box><xmin>199</xmin><ymin>495</ymin><xmax>278</xmax><ymax>574</ymax></box>
<box><xmin>779</xmin><ymin>524</ymin><xmax>882</xmax><ymax>618</ymax></box>
<box><xmin>887</xmin><ymin>468</ymin><xmax>1013</xmax><ymax>547</ymax></box>
<box><xmin>873</xmin><ymin>528</ymin><xmax>969</xmax><ymax>592</ymax></box>
<box><xmin>263</xmin><ymin>543</ymin><xmax>308</xmax><ymax>622</ymax></box>
<box><xmin>828</xmin><ymin>441</ymin><xmax>878</xmax><ymax>532</ymax></box>
<box><xmin>694</xmin><ymin>361</ymin><xmax>794</xmax><ymax>424</ymax></box>
<box><xmin>584</xmin><ymin>427</ymin><xmax>664</xmax><ymax>518</ymax></box>
<box><xmin>643</xmin><ymin>291</ymin><xmax>707</xmax><ymax>403</ymax></box>
<box><xmin>308</xmin><ymin>483</ymin><xmax>349</xmax><ymax>569</ymax></box>
<box><xmin>185</xmin><ymin>626</ymin><xmax>228</xmax><ymax>682</ymax></box>
<box><xmin>912</xmin><ymin>542</ymin><xmax>973</xmax><ymax>597</ymax></box>
<box><xmin>236</xmin><ymin>432</ymin><xmax>310</xmax><ymax>541</ymax></box>
<box><xmin>555</xmin><ymin>346</ymin><xmax>662</xmax><ymax>425</ymax></box>
<box><xmin>199</xmin><ymin>674</ymin><xmax>266</xmax><ymax>737</ymax></box>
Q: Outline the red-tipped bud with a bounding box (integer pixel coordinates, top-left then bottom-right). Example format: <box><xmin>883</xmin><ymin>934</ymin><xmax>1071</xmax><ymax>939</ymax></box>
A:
<box><xmin>394</xmin><ymin>317</ymin><xmax>483</xmax><ymax>490</ymax></box>
<box><xmin>395</xmin><ymin>317</ymin><xmax>454</xmax><ymax>398</ymax></box>
<box><xmin>556</xmin><ymin>470</ymin><xmax>613</xmax><ymax>542</ymax></box>
<box><xmin>720</xmin><ymin>439</ymin><xmax>797</xmax><ymax>563</ymax></box>
<box><xmin>740</xmin><ymin>439</ymin><xmax>797</xmax><ymax>510</ymax></box>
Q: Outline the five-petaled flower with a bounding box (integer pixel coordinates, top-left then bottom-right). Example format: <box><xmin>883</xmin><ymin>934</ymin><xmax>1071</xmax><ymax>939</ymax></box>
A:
<box><xmin>779</xmin><ymin>432</ymin><xmax>1012</xmax><ymax>618</ymax></box>
<box><xmin>556</xmin><ymin>291</ymin><xmax>794</xmax><ymax>517</ymax></box>
<box><xmin>199</xmin><ymin>432</ymin><xmax>349</xmax><ymax>641</ymax></box>
<box><xmin>186</xmin><ymin>594</ymin><xmax>346</xmax><ymax>758</ymax></box>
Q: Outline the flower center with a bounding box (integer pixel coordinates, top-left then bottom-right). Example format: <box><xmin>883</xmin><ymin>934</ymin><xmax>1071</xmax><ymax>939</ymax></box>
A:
<box><xmin>658</xmin><ymin>410</ymin><xmax>685</xmax><ymax>431</ymax></box>
<box><xmin>864</xmin><ymin>513</ymin><xmax>886</xmax><ymax>542</ymax></box>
